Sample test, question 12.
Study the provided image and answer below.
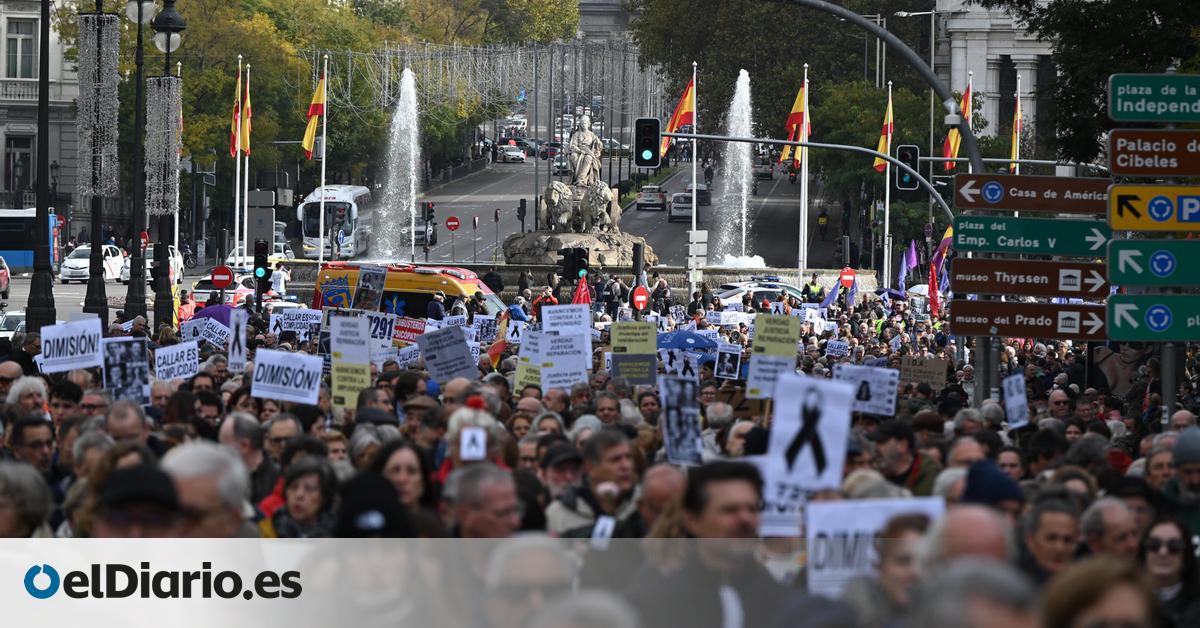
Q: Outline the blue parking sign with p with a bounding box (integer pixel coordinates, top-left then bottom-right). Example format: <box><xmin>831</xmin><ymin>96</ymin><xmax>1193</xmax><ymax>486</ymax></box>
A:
<box><xmin>1179</xmin><ymin>196</ymin><xmax>1200</xmax><ymax>222</ymax></box>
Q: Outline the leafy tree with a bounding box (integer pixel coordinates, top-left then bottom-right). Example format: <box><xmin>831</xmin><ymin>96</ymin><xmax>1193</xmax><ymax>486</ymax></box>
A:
<box><xmin>978</xmin><ymin>0</ymin><xmax>1200</xmax><ymax>163</ymax></box>
<box><xmin>405</xmin><ymin>0</ymin><xmax>578</xmax><ymax>44</ymax></box>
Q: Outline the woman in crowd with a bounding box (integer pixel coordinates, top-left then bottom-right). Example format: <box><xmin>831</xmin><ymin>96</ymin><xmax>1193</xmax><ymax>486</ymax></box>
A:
<box><xmin>261</xmin><ymin>457</ymin><xmax>337</xmax><ymax>538</ymax></box>
<box><xmin>1139</xmin><ymin>517</ymin><xmax>1200</xmax><ymax>628</ymax></box>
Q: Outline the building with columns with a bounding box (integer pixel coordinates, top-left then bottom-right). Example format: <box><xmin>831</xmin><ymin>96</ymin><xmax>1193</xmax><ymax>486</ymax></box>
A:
<box><xmin>937</xmin><ymin>0</ymin><xmax>1052</xmax><ymax>140</ymax></box>
<box><xmin>579</xmin><ymin>0</ymin><xmax>631</xmax><ymax>40</ymax></box>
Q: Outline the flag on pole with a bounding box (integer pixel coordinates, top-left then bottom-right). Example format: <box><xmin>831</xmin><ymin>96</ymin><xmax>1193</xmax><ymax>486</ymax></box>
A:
<box><xmin>570</xmin><ymin>278</ymin><xmax>592</xmax><ymax>306</ymax></box>
<box><xmin>943</xmin><ymin>80</ymin><xmax>971</xmax><ymax>170</ymax></box>
<box><xmin>897</xmin><ymin>240</ymin><xmax>919</xmax><ymax>293</ymax></box>
<box><xmin>240</xmin><ymin>69</ymin><xmax>252</xmax><ymax>155</ymax></box>
<box><xmin>1009</xmin><ymin>86</ymin><xmax>1022</xmax><ymax>172</ymax></box>
<box><xmin>229</xmin><ymin>67</ymin><xmax>242</xmax><ymax>158</ymax></box>
<box><xmin>779</xmin><ymin>83</ymin><xmax>810</xmax><ymax>168</ymax></box>
<box><xmin>302</xmin><ymin>74</ymin><xmax>327</xmax><ymax>160</ymax></box>
<box><xmin>931</xmin><ymin>225</ymin><xmax>953</xmax><ymax>273</ymax></box>
<box><xmin>486</xmin><ymin>311</ymin><xmax>511</xmax><ymax>369</ymax></box>
<box><xmin>661</xmin><ymin>79</ymin><xmax>696</xmax><ymax>158</ymax></box>
<box><xmin>872</xmin><ymin>93</ymin><xmax>893</xmax><ymax>173</ymax></box>
<box><xmin>928</xmin><ymin>262</ymin><xmax>941</xmax><ymax>318</ymax></box>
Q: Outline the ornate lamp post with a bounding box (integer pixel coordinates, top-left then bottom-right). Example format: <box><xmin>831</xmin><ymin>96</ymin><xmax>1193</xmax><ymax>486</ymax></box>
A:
<box><xmin>124</xmin><ymin>0</ymin><xmax>156</xmax><ymax>320</ymax></box>
<box><xmin>148</xmin><ymin>0</ymin><xmax>185</xmax><ymax>330</ymax></box>
<box><xmin>26</xmin><ymin>0</ymin><xmax>56</xmax><ymax>331</ymax></box>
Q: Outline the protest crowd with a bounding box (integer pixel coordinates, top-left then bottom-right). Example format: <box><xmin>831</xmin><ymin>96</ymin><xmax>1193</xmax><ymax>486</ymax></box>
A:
<box><xmin>2</xmin><ymin>268</ymin><xmax>1200</xmax><ymax>628</ymax></box>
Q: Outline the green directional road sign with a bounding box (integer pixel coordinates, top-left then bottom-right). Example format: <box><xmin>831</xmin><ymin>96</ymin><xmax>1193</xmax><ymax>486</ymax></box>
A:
<box><xmin>1109</xmin><ymin>73</ymin><xmax>1200</xmax><ymax>123</ymax></box>
<box><xmin>1107</xmin><ymin>295</ymin><xmax>1200</xmax><ymax>341</ymax></box>
<box><xmin>953</xmin><ymin>215</ymin><xmax>1111</xmax><ymax>257</ymax></box>
<box><xmin>1107</xmin><ymin>240</ymin><xmax>1200</xmax><ymax>287</ymax></box>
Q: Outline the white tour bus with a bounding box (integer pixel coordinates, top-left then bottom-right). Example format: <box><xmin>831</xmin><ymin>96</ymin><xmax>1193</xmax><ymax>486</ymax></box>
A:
<box><xmin>297</xmin><ymin>185</ymin><xmax>371</xmax><ymax>259</ymax></box>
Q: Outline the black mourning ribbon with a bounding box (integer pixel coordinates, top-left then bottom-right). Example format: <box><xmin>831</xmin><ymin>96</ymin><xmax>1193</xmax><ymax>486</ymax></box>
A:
<box><xmin>784</xmin><ymin>388</ymin><xmax>826</xmax><ymax>475</ymax></box>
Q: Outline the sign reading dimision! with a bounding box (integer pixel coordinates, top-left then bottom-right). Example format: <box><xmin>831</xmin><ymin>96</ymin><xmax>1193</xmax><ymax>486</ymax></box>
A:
<box><xmin>949</xmin><ymin>300</ymin><xmax>1106</xmax><ymax>341</ymax></box>
<box><xmin>951</xmin><ymin>258</ymin><xmax>1108</xmax><ymax>298</ymax></box>
<box><xmin>1109</xmin><ymin>129</ymin><xmax>1200</xmax><ymax>177</ymax></box>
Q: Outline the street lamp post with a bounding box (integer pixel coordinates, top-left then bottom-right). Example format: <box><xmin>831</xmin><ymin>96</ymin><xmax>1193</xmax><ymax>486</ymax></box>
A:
<box><xmin>26</xmin><ymin>0</ymin><xmax>56</xmax><ymax>332</ymax></box>
<box><xmin>125</xmin><ymin>0</ymin><xmax>155</xmax><ymax>321</ymax></box>
<box><xmin>150</xmin><ymin>0</ymin><xmax>185</xmax><ymax>330</ymax></box>
<box><xmin>895</xmin><ymin>10</ymin><xmax>938</xmax><ymax>230</ymax></box>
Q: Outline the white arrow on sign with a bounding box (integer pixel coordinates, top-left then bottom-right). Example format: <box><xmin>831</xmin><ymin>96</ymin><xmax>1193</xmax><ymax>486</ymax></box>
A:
<box><xmin>1117</xmin><ymin>248</ymin><xmax>1144</xmax><ymax>275</ymax></box>
<box><xmin>1115</xmin><ymin>303</ymin><xmax>1140</xmax><ymax>329</ymax></box>
<box><xmin>1085</xmin><ymin>269</ymin><xmax>1106</xmax><ymax>293</ymax></box>
<box><xmin>959</xmin><ymin>179</ymin><xmax>979</xmax><ymax>203</ymax></box>
<box><xmin>1085</xmin><ymin>228</ymin><xmax>1107</xmax><ymax>251</ymax></box>
<box><xmin>1085</xmin><ymin>311</ymin><xmax>1104</xmax><ymax>335</ymax></box>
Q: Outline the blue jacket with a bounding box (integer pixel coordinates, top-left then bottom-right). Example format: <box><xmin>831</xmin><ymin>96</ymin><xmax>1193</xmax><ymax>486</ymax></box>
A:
<box><xmin>426</xmin><ymin>299</ymin><xmax>446</xmax><ymax>320</ymax></box>
<box><xmin>507</xmin><ymin>303</ymin><xmax>530</xmax><ymax>322</ymax></box>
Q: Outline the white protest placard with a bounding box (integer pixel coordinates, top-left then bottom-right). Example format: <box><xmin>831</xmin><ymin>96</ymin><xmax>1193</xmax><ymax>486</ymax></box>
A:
<box><xmin>825</xmin><ymin>339</ymin><xmax>850</xmax><ymax>358</ymax></box>
<box><xmin>330</xmin><ymin>315</ymin><xmax>371</xmax><ymax>363</ymax></box>
<box><xmin>156</xmin><ymin>341</ymin><xmax>200</xmax><ymax>382</ymax></box>
<box><xmin>227</xmin><ymin>309</ymin><xmax>249</xmax><ymax>374</ymax></box>
<box><xmin>541</xmin><ymin>304</ymin><xmax>593</xmax><ymax>358</ymax></box>
<box><xmin>806</xmin><ymin>497</ymin><xmax>945</xmax><ymax>597</ymax></box>
<box><xmin>617</xmin><ymin>307</ymin><xmax>633</xmax><ymax>322</ymax></box>
<box><xmin>200</xmin><ymin>318</ymin><xmax>230</xmax><ymax>347</ymax></box>
<box><xmin>270</xmin><ymin>308</ymin><xmax>322</xmax><ymax>336</ymax></box>
<box><xmin>461</xmin><ymin>326</ymin><xmax>477</xmax><ymax>343</ymax></box>
<box><xmin>251</xmin><ymin>349</ymin><xmax>323</xmax><ymax>405</ymax></box>
<box><xmin>804</xmin><ymin>308</ymin><xmax>822</xmax><ymax>326</ymax></box>
<box><xmin>660</xmin><ymin>376</ymin><xmax>703</xmax><ymax>465</ymax></box>
<box><xmin>506</xmin><ymin>320</ymin><xmax>527</xmax><ymax>344</ymax></box>
<box><xmin>760</xmin><ymin>373</ymin><xmax>854</xmax><ymax>536</ymax></box>
<box><xmin>715</xmin><ymin>343</ymin><xmax>742</xmax><ymax>380</ymax></box>
<box><xmin>41</xmin><ymin>318</ymin><xmax>103</xmax><ymax>373</ymax></box>
<box><xmin>724</xmin><ymin>303</ymin><xmax>744</xmax><ymax>312</ymax></box>
<box><xmin>415</xmin><ymin>325</ymin><xmax>478</xmax><ymax>385</ymax></box>
<box><xmin>102</xmin><ymin>337</ymin><xmax>149</xmax><ymax>405</ymax></box>
<box><xmin>1003</xmin><ymin>372</ymin><xmax>1030</xmax><ymax>430</ymax></box>
<box><xmin>696</xmin><ymin>329</ymin><xmax>720</xmax><ymax>343</ymax></box>
<box><xmin>180</xmin><ymin>318</ymin><xmax>205</xmax><ymax>343</ymax></box>
<box><xmin>540</xmin><ymin>332</ymin><xmax>590</xmax><ymax>391</ymax></box>
<box><xmin>770</xmin><ymin>301</ymin><xmax>786</xmax><ymax>315</ymax></box>
<box><xmin>832</xmin><ymin>363</ymin><xmax>900</xmax><ymax>416</ymax></box>
<box><xmin>705</xmin><ymin>310</ymin><xmax>728</xmax><ymax>327</ymax></box>
<box><xmin>443</xmin><ymin>314</ymin><xmax>467</xmax><ymax>327</ymax></box>
<box><xmin>473</xmin><ymin>314</ymin><xmax>498</xmax><ymax>343</ymax></box>
<box><xmin>460</xmin><ymin>427</ymin><xmax>487</xmax><ymax>461</ymax></box>
<box><xmin>515</xmin><ymin>330</ymin><xmax>543</xmax><ymax>391</ymax></box>
<box><xmin>746</xmin><ymin>315</ymin><xmax>800</xmax><ymax>399</ymax></box>
<box><xmin>469</xmin><ymin>341</ymin><xmax>481</xmax><ymax>365</ymax></box>
<box><xmin>395</xmin><ymin>344</ymin><xmax>421</xmax><ymax>368</ymax></box>
<box><xmin>363</xmin><ymin>311</ymin><xmax>398</xmax><ymax>352</ymax></box>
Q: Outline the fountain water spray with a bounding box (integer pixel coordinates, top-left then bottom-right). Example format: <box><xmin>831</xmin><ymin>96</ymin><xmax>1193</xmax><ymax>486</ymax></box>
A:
<box><xmin>379</xmin><ymin>68</ymin><xmax>420</xmax><ymax>260</ymax></box>
<box><xmin>714</xmin><ymin>70</ymin><xmax>761</xmax><ymax>267</ymax></box>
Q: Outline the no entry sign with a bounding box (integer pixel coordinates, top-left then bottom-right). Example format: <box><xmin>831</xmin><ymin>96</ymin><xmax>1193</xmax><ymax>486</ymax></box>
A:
<box><xmin>211</xmin><ymin>265</ymin><xmax>235</xmax><ymax>290</ymax></box>
<box><xmin>631</xmin><ymin>285</ymin><xmax>651</xmax><ymax>311</ymax></box>
<box><xmin>445</xmin><ymin>216</ymin><xmax>460</xmax><ymax>232</ymax></box>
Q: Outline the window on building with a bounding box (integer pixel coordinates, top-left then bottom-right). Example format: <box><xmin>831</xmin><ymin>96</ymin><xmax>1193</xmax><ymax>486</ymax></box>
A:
<box><xmin>6</xmin><ymin>19</ymin><xmax>36</xmax><ymax>79</ymax></box>
<box><xmin>4</xmin><ymin>137</ymin><xmax>33</xmax><ymax>192</ymax></box>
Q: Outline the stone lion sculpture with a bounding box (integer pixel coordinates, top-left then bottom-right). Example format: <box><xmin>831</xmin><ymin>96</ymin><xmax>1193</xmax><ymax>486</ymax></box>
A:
<box><xmin>581</xmin><ymin>182</ymin><xmax>619</xmax><ymax>233</ymax></box>
<box><xmin>539</xmin><ymin>180</ymin><xmax>575</xmax><ymax>232</ymax></box>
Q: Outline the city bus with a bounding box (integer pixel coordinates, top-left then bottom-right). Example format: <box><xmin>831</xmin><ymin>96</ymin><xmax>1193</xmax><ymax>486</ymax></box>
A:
<box><xmin>0</xmin><ymin>208</ymin><xmax>60</xmax><ymax>272</ymax></box>
<box><xmin>296</xmin><ymin>185</ymin><xmax>372</xmax><ymax>260</ymax></box>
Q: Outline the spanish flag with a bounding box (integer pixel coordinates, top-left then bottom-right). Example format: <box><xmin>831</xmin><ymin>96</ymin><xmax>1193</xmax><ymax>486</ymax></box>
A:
<box><xmin>229</xmin><ymin>67</ymin><xmax>241</xmax><ymax>158</ymax></box>
<box><xmin>1009</xmin><ymin>89</ymin><xmax>1022</xmax><ymax>173</ymax></box>
<box><xmin>661</xmin><ymin>79</ymin><xmax>695</xmax><ymax>158</ymax></box>
<box><xmin>240</xmin><ymin>68</ymin><xmax>252</xmax><ymax>156</ymax></box>
<box><xmin>486</xmin><ymin>311</ymin><xmax>511</xmax><ymax>369</ymax></box>
<box><xmin>302</xmin><ymin>74</ymin><xmax>326</xmax><ymax>160</ymax></box>
<box><xmin>872</xmin><ymin>92</ymin><xmax>893</xmax><ymax>173</ymax></box>
<box><xmin>943</xmin><ymin>81</ymin><xmax>971</xmax><ymax>171</ymax></box>
<box><xmin>779</xmin><ymin>83</ymin><xmax>810</xmax><ymax>168</ymax></box>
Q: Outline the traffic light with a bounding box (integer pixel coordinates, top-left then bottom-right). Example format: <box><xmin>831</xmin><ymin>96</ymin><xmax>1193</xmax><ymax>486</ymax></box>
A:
<box><xmin>253</xmin><ymin>239</ymin><xmax>272</xmax><ymax>295</ymax></box>
<box><xmin>423</xmin><ymin>202</ymin><xmax>435</xmax><ymax>222</ymax></box>
<box><xmin>573</xmin><ymin>248</ymin><xmax>589</xmax><ymax>278</ymax></box>
<box><xmin>633</xmin><ymin>117</ymin><xmax>662</xmax><ymax>168</ymax></box>
<box><xmin>556</xmin><ymin>247</ymin><xmax>577</xmax><ymax>280</ymax></box>
<box><xmin>895</xmin><ymin>144</ymin><xmax>920</xmax><ymax>191</ymax></box>
<box><xmin>517</xmin><ymin>198</ymin><xmax>527</xmax><ymax>221</ymax></box>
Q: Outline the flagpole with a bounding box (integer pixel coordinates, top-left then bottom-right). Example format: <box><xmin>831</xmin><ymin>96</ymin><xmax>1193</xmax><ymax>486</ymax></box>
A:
<box><xmin>883</xmin><ymin>81</ymin><xmax>892</xmax><ymax>289</ymax></box>
<box><xmin>243</xmin><ymin>64</ymin><xmax>252</xmax><ymax>263</ymax></box>
<box><xmin>966</xmin><ymin>71</ymin><xmax>973</xmax><ymax>175</ymax></box>
<box><xmin>798</xmin><ymin>64</ymin><xmax>809</xmax><ymax>276</ymax></box>
<box><xmin>318</xmin><ymin>54</ymin><xmax>328</xmax><ymax>266</ymax></box>
<box><xmin>174</xmin><ymin>61</ymin><xmax>181</xmax><ymax>253</ymax></box>
<box><xmin>233</xmin><ymin>55</ymin><xmax>242</xmax><ymax>267</ymax></box>
<box><xmin>1013</xmin><ymin>73</ymin><xmax>1021</xmax><ymax>177</ymax></box>
<box><xmin>689</xmin><ymin>61</ymin><xmax>698</xmax><ymax>298</ymax></box>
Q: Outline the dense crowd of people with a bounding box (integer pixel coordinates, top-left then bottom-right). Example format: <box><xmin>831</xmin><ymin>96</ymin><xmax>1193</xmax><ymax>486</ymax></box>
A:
<box><xmin>0</xmin><ymin>279</ymin><xmax>1198</xmax><ymax>628</ymax></box>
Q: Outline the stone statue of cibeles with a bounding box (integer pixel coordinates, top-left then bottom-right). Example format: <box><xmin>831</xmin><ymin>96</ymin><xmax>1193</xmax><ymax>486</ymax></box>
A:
<box><xmin>567</xmin><ymin>114</ymin><xmax>604</xmax><ymax>187</ymax></box>
<box><xmin>537</xmin><ymin>113</ymin><xmax>620</xmax><ymax>233</ymax></box>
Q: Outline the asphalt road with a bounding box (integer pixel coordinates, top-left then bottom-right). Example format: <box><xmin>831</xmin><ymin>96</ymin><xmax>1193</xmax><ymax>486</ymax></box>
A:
<box><xmin>6</xmin><ymin>274</ymin><xmax>141</xmax><ymax>322</ymax></box>
<box><xmin>383</xmin><ymin>158</ymin><xmax>845</xmax><ymax>271</ymax></box>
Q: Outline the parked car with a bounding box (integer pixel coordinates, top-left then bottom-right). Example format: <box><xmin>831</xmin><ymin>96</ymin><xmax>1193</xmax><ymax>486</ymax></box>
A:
<box><xmin>636</xmin><ymin>185</ymin><xmax>667</xmax><ymax>211</ymax></box>
<box><xmin>121</xmin><ymin>244</ymin><xmax>184</xmax><ymax>285</ymax></box>
<box><xmin>668</xmin><ymin>193</ymin><xmax>694</xmax><ymax>223</ymax></box>
<box><xmin>753</xmin><ymin>156</ymin><xmax>775</xmax><ymax>180</ymax></box>
<box><xmin>715</xmin><ymin>276</ymin><xmax>807</xmax><ymax>306</ymax></box>
<box><xmin>601</xmin><ymin>138</ymin><xmax>629</xmax><ymax>155</ymax></box>
<box><xmin>0</xmin><ymin>256</ymin><xmax>9</xmax><ymax>299</ymax></box>
<box><xmin>500</xmin><ymin>146</ymin><xmax>526</xmax><ymax>163</ymax></box>
<box><xmin>59</xmin><ymin>244</ymin><xmax>124</xmax><ymax>283</ymax></box>
<box><xmin>0</xmin><ymin>310</ymin><xmax>25</xmax><ymax>341</ymax></box>
<box><xmin>401</xmin><ymin>220</ymin><xmax>439</xmax><ymax>246</ymax></box>
<box><xmin>191</xmin><ymin>271</ymin><xmax>256</xmax><ymax>306</ymax></box>
<box><xmin>225</xmin><ymin>242</ymin><xmax>294</xmax><ymax>268</ymax></box>
<box><xmin>686</xmin><ymin>183</ymin><xmax>712</xmax><ymax>206</ymax></box>
<box><xmin>552</xmin><ymin>156</ymin><xmax>571</xmax><ymax>176</ymax></box>
<box><xmin>539</xmin><ymin>142</ymin><xmax>563</xmax><ymax>159</ymax></box>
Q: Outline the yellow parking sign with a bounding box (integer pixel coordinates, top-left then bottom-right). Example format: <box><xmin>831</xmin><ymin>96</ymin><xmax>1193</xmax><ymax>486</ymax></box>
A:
<box><xmin>1108</xmin><ymin>184</ymin><xmax>1200</xmax><ymax>231</ymax></box>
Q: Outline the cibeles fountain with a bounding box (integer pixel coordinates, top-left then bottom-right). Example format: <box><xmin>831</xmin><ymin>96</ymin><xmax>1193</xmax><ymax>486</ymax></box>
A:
<box><xmin>503</xmin><ymin>114</ymin><xmax>658</xmax><ymax>267</ymax></box>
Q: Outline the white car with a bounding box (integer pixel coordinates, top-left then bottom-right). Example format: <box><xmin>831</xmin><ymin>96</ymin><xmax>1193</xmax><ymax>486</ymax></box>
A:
<box><xmin>715</xmin><ymin>277</ymin><xmax>807</xmax><ymax>306</ymax></box>
<box><xmin>225</xmin><ymin>242</ymin><xmax>295</xmax><ymax>268</ymax></box>
<box><xmin>59</xmin><ymin>244</ymin><xmax>124</xmax><ymax>283</ymax></box>
<box><xmin>120</xmin><ymin>244</ymin><xmax>183</xmax><ymax>285</ymax></box>
<box><xmin>191</xmin><ymin>271</ymin><xmax>257</xmax><ymax>307</ymax></box>
<box><xmin>0</xmin><ymin>310</ymin><xmax>25</xmax><ymax>340</ymax></box>
<box><xmin>500</xmin><ymin>146</ymin><xmax>526</xmax><ymax>163</ymax></box>
<box><xmin>667</xmin><ymin>193</ymin><xmax>693</xmax><ymax>223</ymax></box>
<box><xmin>401</xmin><ymin>221</ymin><xmax>438</xmax><ymax>245</ymax></box>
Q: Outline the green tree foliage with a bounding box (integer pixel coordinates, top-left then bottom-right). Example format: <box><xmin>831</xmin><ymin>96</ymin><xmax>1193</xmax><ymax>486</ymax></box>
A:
<box><xmin>978</xmin><ymin>0</ymin><xmax>1200</xmax><ymax>163</ymax></box>
<box><xmin>405</xmin><ymin>0</ymin><xmax>578</xmax><ymax>44</ymax></box>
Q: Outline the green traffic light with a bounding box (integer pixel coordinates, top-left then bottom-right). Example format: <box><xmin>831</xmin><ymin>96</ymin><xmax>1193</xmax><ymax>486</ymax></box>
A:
<box><xmin>255</xmin><ymin>268</ymin><xmax>265</xmax><ymax>278</ymax></box>
<box><xmin>641</xmin><ymin>149</ymin><xmax>653</xmax><ymax>161</ymax></box>
<box><xmin>578</xmin><ymin>269</ymin><xmax>588</xmax><ymax>278</ymax></box>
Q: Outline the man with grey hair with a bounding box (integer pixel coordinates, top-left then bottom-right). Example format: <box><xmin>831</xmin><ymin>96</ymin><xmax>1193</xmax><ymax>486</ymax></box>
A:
<box><xmin>219</xmin><ymin>412</ymin><xmax>278</xmax><ymax>503</ymax></box>
<box><xmin>72</xmin><ymin>430</ymin><xmax>114</xmax><ymax>481</ymax></box>
<box><xmin>483</xmin><ymin>535</ymin><xmax>577</xmax><ymax>628</ymax></box>
<box><xmin>444</xmin><ymin>463</ymin><xmax>520</xmax><ymax>538</ymax></box>
<box><xmin>1170</xmin><ymin>409</ymin><xmax>1198</xmax><ymax>433</ymax></box>
<box><xmin>0</xmin><ymin>460</ymin><xmax>54</xmax><ymax>536</ymax></box>
<box><xmin>953</xmin><ymin>408</ymin><xmax>985</xmax><ymax>436</ymax></box>
<box><xmin>907</xmin><ymin>558</ymin><xmax>1037</xmax><ymax>628</ymax></box>
<box><xmin>1081</xmin><ymin>497</ymin><xmax>1139</xmax><ymax>561</ymax></box>
<box><xmin>202</xmin><ymin>354</ymin><xmax>229</xmax><ymax>385</ymax></box>
<box><xmin>921</xmin><ymin>505</ymin><xmax>1016</xmax><ymax>568</ymax></box>
<box><xmin>702</xmin><ymin>402</ymin><xmax>734</xmax><ymax>454</ymax></box>
<box><xmin>980</xmin><ymin>401</ymin><xmax>1006</xmax><ymax>430</ymax></box>
<box><xmin>104</xmin><ymin>400</ymin><xmax>168</xmax><ymax>456</ymax></box>
<box><xmin>162</xmin><ymin>441</ymin><xmax>254</xmax><ymax>537</ymax></box>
